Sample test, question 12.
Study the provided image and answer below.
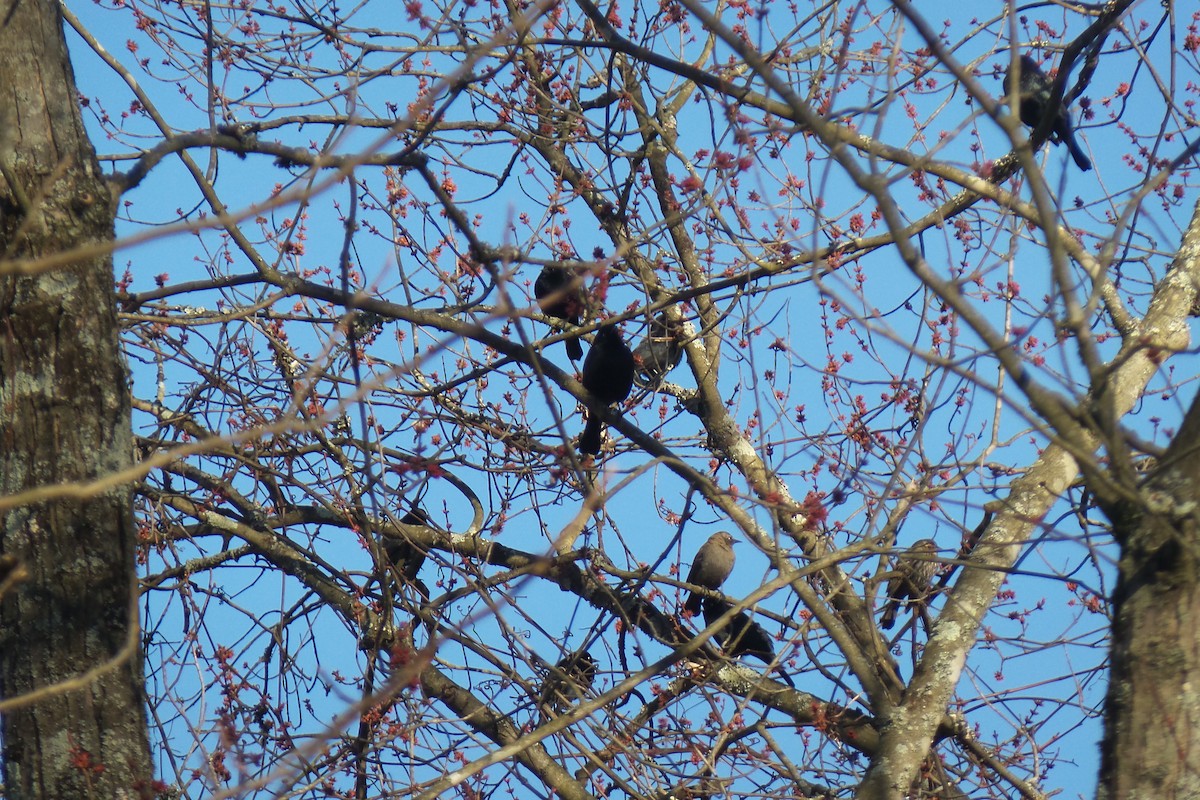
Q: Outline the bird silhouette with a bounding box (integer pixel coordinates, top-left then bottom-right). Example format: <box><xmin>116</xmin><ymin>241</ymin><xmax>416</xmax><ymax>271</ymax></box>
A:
<box><xmin>534</xmin><ymin>266</ymin><xmax>585</xmax><ymax>360</ymax></box>
<box><xmin>542</xmin><ymin>650</ymin><xmax>598</xmax><ymax>712</ymax></box>
<box><xmin>381</xmin><ymin>508</ymin><xmax>432</xmax><ymax>599</ymax></box>
<box><xmin>701</xmin><ymin>597</ymin><xmax>795</xmax><ymax>687</ymax></box>
<box><xmin>701</xmin><ymin>597</ymin><xmax>772</xmax><ymax>662</ymax></box>
<box><xmin>1003</xmin><ymin>54</ymin><xmax>1091</xmax><ymax>171</ymax></box>
<box><xmin>579</xmin><ymin>324</ymin><xmax>635</xmax><ymax>455</ymax></box>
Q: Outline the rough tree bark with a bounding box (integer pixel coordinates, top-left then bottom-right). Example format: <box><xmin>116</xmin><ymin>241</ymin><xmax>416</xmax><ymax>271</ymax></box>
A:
<box><xmin>1099</xmin><ymin>211</ymin><xmax>1200</xmax><ymax>798</ymax></box>
<box><xmin>0</xmin><ymin>1</ymin><xmax>154</xmax><ymax>798</ymax></box>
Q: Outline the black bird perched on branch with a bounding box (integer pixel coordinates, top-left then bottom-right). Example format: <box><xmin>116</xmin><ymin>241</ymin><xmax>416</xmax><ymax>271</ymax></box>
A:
<box><xmin>1003</xmin><ymin>54</ymin><xmax>1091</xmax><ymax>171</ymax></box>
<box><xmin>701</xmin><ymin>597</ymin><xmax>795</xmax><ymax>687</ymax></box>
<box><xmin>381</xmin><ymin>508</ymin><xmax>432</xmax><ymax>598</ymax></box>
<box><xmin>632</xmin><ymin>314</ymin><xmax>683</xmax><ymax>385</ymax></box>
<box><xmin>534</xmin><ymin>266</ymin><xmax>585</xmax><ymax>360</ymax></box>
<box><xmin>682</xmin><ymin>531</ymin><xmax>737</xmax><ymax>615</ymax></box>
<box><xmin>578</xmin><ymin>324</ymin><xmax>635</xmax><ymax>455</ymax></box>
<box><xmin>542</xmin><ymin>650</ymin><xmax>598</xmax><ymax>712</ymax></box>
<box><xmin>880</xmin><ymin>538</ymin><xmax>939</xmax><ymax>630</ymax></box>
<box><xmin>701</xmin><ymin>597</ymin><xmax>772</xmax><ymax>661</ymax></box>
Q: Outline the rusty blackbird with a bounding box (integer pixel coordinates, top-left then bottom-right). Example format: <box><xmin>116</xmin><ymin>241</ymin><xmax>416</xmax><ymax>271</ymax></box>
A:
<box><xmin>534</xmin><ymin>266</ymin><xmax>585</xmax><ymax>360</ymax></box>
<box><xmin>579</xmin><ymin>324</ymin><xmax>635</xmax><ymax>455</ymax></box>
<box><xmin>542</xmin><ymin>650</ymin><xmax>598</xmax><ymax>711</ymax></box>
<box><xmin>381</xmin><ymin>508</ymin><xmax>433</xmax><ymax>600</ymax></box>
<box><xmin>1003</xmin><ymin>54</ymin><xmax>1091</xmax><ymax>171</ymax></box>
<box><xmin>701</xmin><ymin>596</ymin><xmax>774</xmax><ymax>663</ymax></box>
<box><xmin>701</xmin><ymin>597</ymin><xmax>795</xmax><ymax>687</ymax></box>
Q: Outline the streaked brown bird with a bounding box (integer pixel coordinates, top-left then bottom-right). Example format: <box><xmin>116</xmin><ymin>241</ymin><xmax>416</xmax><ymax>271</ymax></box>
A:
<box><xmin>880</xmin><ymin>538</ymin><xmax>939</xmax><ymax>630</ymax></box>
<box><xmin>578</xmin><ymin>324</ymin><xmax>635</xmax><ymax>455</ymax></box>
<box><xmin>534</xmin><ymin>266</ymin><xmax>585</xmax><ymax>360</ymax></box>
<box><xmin>542</xmin><ymin>650</ymin><xmax>598</xmax><ymax>711</ymax></box>
<box><xmin>632</xmin><ymin>314</ymin><xmax>683</xmax><ymax>385</ymax></box>
<box><xmin>683</xmin><ymin>531</ymin><xmax>736</xmax><ymax>615</ymax></box>
<box><xmin>1003</xmin><ymin>54</ymin><xmax>1092</xmax><ymax>171</ymax></box>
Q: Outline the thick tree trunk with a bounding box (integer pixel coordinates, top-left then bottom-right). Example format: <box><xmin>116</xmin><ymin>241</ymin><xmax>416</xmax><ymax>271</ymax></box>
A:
<box><xmin>1099</xmin><ymin>304</ymin><xmax>1200</xmax><ymax>797</ymax></box>
<box><xmin>0</xmin><ymin>2</ymin><xmax>154</xmax><ymax>799</ymax></box>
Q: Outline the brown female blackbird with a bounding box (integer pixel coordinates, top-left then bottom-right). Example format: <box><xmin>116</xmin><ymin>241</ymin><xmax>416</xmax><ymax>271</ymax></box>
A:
<box><xmin>1003</xmin><ymin>54</ymin><xmax>1091</xmax><ymax>171</ymax></box>
<box><xmin>579</xmin><ymin>324</ymin><xmax>635</xmax><ymax>455</ymax></box>
<box><xmin>683</xmin><ymin>531</ymin><xmax>736</xmax><ymax>615</ymax></box>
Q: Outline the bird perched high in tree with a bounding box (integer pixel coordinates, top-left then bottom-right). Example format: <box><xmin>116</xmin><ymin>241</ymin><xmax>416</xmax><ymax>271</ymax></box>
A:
<box><xmin>1003</xmin><ymin>53</ymin><xmax>1092</xmax><ymax>171</ymax></box>
<box><xmin>632</xmin><ymin>313</ymin><xmax>683</xmax><ymax>386</ymax></box>
<box><xmin>879</xmin><ymin>538</ymin><xmax>939</xmax><ymax>630</ymax></box>
<box><xmin>534</xmin><ymin>266</ymin><xmax>585</xmax><ymax>360</ymax></box>
<box><xmin>701</xmin><ymin>597</ymin><xmax>795</xmax><ymax>687</ymax></box>
<box><xmin>700</xmin><ymin>596</ymin><xmax>771</xmax><ymax>662</ymax></box>
<box><xmin>578</xmin><ymin>324</ymin><xmax>635</xmax><ymax>455</ymax></box>
<box><xmin>541</xmin><ymin>650</ymin><xmax>598</xmax><ymax>712</ymax></box>
<box><xmin>381</xmin><ymin>507</ymin><xmax>432</xmax><ymax>598</ymax></box>
<box><xmin>682</xmin><ymin>531</ymin><xmax>736</xmax><ymax>615</ymax></box>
